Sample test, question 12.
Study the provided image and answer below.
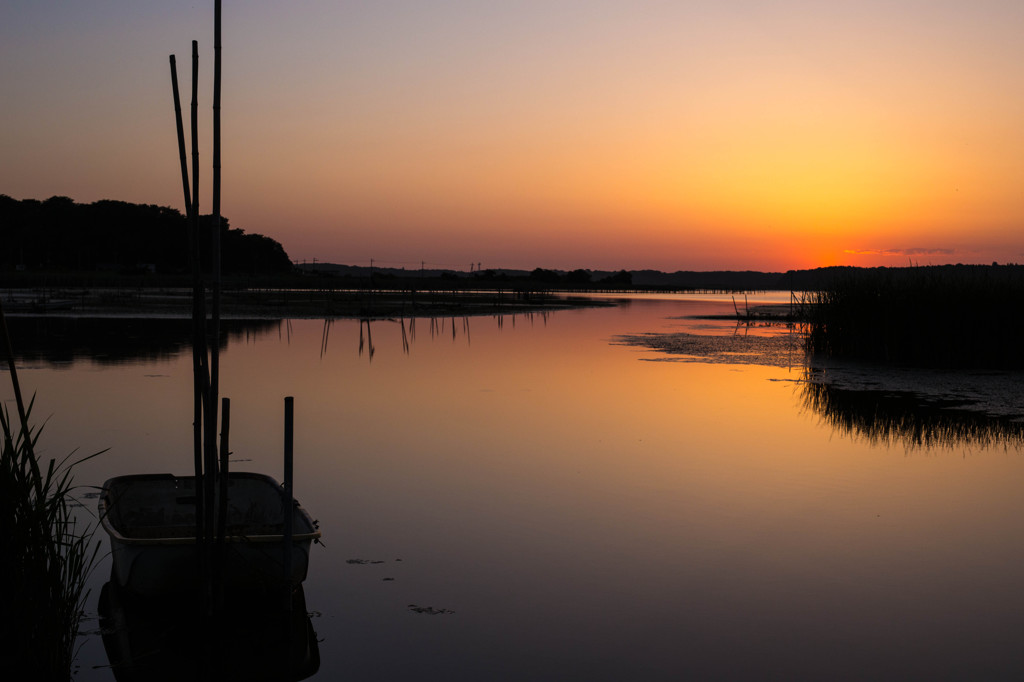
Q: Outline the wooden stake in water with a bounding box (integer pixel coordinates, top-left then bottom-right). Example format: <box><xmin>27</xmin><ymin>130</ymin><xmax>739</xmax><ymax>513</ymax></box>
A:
<box><xmin>214</xmin><ymin>396</ymin><xmax>230</xmax><ymax>608</ymax></box>
<box><xmin>170</xmin><ymin>47</ymin><xmax>207</xmax><ymax>582</ymax></box>
<box><xmin>283</xmin><ymin>397</ymin><xmax>295</xmax><ymax>612</ymax></box>
<box><xmin>169</xmin><ymin>56</ymin><xmax>192</xmax><ymax>225</ymax></box>
<box><xmin>217</xmin><ymin>397</ymin><xmax>231</xmax><ymax>545</ymax></box>
<box><xmin>208</xmin><ymin>0</ymin><xmax>223</xmax><ymax>539</ymax></box>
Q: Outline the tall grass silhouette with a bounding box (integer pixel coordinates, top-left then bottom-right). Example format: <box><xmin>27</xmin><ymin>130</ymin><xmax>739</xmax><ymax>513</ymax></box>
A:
<box><xmin>1</xmin><ymin>401</ymin><xmax>103</xmax><ymax>679</ymax></box>
<box><xmin>806</xmin><ymin>265</ymin><xmax>1024</xmax><ymax>368</ymax></box>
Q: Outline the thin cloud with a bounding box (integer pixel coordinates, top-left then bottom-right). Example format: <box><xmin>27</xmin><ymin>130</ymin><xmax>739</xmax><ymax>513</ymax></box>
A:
<box><xmin>843</xmin><ymin>247</ymin><xmax>955</xmax><ymax>257</ymax></box>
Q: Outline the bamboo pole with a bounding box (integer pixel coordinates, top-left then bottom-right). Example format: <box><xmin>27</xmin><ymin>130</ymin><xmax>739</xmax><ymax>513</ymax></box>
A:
<box><xmin>215</xmin><ymin>396</ymin><xmax>230</xmax><ymax>607</ymax></box>
<box><xmin>188</xmin><ymin>39</ymin><xmax>220</xmax><ymax>614</ymax></box>
<box><xmin>207</xmin><ymin>0</ymin><xmax>223</xmax><ymax>545</ymax></box>
<box><xmin>169</xmin><ymin>56</ymin><xmax>192</xmax><ymax>224</ymax></box>
<box><xmin>171</xmin><ymin>49</ymin><xmax>208</xmax><ymax>576</ymax></box>
<box><xmin>283</xmin><ymin>396</ymin><xmax>294</xmax><ymax>612</ymax></box>
<box><xmin>217</xmin><ymin>397</ymin><xmax>230</xmax><ymax>543</ymax></box>
<box><xmin>191</xmin><ymin>40</ymin><xmax>200</xmax><ymax>269</ymax></box>
<box><xmin>189</xmin><ymin>38</ymin><xmax>209</xmax><ymax>554</ymax></box>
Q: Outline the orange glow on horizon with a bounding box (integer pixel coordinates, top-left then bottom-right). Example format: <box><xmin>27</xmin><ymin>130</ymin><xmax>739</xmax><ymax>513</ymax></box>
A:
<box><xmin>4</xmin><ymin>3</ymin><xmax>1024</xmax><ymax>272</ymax></box>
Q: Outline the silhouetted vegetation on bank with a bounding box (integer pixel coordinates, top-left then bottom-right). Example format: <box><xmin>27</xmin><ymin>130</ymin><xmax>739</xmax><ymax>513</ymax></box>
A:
<box><xmin>300</xmin><ymin>262</ymin><xmax>1024</xmax><ymax>294</ymax></box>
<box><xmin>1</xmin><ymin>403</ymin><xmax>101</xmax><ymax>679</ymax></box>
<box><xmin>7</xmin><ymin>196</ymin><xmax>1024</xmax><ymax>343</ymax></box>
<box><xmin>806</xmin><ymin>265</ymin><xmax>1024</xmax><ymax>369</ymax></box>
<box><xmin>0</xmin><ymin>195</ymin><xmax>291</xmax><ymax>275</ymax></box>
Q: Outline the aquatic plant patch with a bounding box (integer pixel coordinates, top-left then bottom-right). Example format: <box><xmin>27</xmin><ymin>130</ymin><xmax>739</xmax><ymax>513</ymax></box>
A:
<box><xmin>615</xmin><ymin>330</ymin><xmax>806</xmax><ymax>368</ymax></box>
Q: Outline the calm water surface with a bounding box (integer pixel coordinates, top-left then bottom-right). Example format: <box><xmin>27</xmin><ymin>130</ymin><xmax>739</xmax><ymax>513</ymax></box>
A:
<box><xmin>7</xmin><ymin>293</ymin><xmax>1024</xmax><ymax>681</ymax></box>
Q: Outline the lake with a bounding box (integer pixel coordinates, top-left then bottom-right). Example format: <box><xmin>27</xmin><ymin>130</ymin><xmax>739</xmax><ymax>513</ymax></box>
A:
<box><xmin>7</xmin><ymin>293</ymin><xmax>1024</xmax><ymax>681</ymax></box>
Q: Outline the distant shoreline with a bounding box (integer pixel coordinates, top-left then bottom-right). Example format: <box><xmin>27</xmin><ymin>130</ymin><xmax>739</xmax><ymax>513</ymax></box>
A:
<box><xmin>0</xmin><ymin>287</ymin><xmax>613</xmax><ymax>320</ymax></box>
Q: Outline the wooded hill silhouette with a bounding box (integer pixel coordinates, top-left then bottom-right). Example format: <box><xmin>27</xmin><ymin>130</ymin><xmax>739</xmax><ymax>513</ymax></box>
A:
<box><xmin>0</xmin><ymin>195</ymin><xmax>291</xmax><ymax>275</ymax></box>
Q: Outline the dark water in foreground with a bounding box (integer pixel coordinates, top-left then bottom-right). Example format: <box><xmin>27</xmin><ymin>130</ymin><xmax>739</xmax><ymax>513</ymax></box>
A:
<box><xmin>7</xmin><ymin>293</ymin><xmax>1024</xmax><ymax>681</ymax></box>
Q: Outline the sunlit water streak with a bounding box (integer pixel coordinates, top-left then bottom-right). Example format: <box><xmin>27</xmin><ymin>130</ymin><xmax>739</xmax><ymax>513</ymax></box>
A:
<box><xmin>4</xmin><ymin>294</ymin><xmax>1024</xmax><ymax>681</ymax></box>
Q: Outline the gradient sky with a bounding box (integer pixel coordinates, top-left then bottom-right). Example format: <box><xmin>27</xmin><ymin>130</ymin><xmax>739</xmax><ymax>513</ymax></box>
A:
<box><xmin>3</xmin><ymin>1</ymin><xmax>1024</xmax><ymax>272</ymax></box>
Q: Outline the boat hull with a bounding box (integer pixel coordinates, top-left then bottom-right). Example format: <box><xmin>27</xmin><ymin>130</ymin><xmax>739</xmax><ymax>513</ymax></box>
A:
<box><xmin>98</xmin><ymin>580</ymin><xmax>321</xmax><ymax>681</ymax></box>
<box><xmin>99</xmin><ymin>473</ymin><xmax>320</xmax><ymax>596</ymax></box>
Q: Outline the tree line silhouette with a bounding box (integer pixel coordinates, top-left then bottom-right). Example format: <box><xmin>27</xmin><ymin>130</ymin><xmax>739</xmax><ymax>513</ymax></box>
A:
<box><xmin>0</xmin><ymin>195</ymin><xmax>292</xmax><ymax>275</ymax></box>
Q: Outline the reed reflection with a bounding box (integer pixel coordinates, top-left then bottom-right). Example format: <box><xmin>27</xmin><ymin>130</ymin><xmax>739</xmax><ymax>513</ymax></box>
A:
<box><xmin>496</xmin><ymin>310</ymin><xmax>549</xmax><ymax>329</ymax></box>
<box><xmin>315</xmin><ymin>315</ymin><xmax>484</xmax><ymax>362</ymax></box>
<box><xmin>98</xmin><ymin>581</ymin><xmax>319</xmax><ymax>681</ymax></box>
<box><xmin>400</xmin><ymin>317</ymin><xmax>410</xmax><ymax>353</ymax></box>
<box><xmin>316</xmin><ymin>314</ymin><xmax>533</xmax><ymax>360</ymax></box>
<box><xmin>2</xmin><ymin>311</ymin><xmax>545</xmax><ymax>368</ymax></box>
<box><xmin>358</xmin><ymin>319</ymin><xmax>375</xmax><ymax>360</ymax></box>
<box><xmin>801</xmin><ymin>369</ymin><xmax>1024</xmax><ymax>450</ymax></box>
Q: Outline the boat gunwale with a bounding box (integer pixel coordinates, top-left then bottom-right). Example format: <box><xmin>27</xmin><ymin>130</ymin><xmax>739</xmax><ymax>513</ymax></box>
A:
<box><xmin>99</xmin><ymin>472</ymin><xmax>321</xmax><ymax>546</ymax></box>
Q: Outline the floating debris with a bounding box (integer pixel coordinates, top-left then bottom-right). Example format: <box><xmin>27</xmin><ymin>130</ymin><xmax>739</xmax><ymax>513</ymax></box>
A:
<box><xmin>408</xmin><ymin>604</ymin><xmax>455</xmax><ymax>615</ymax></box>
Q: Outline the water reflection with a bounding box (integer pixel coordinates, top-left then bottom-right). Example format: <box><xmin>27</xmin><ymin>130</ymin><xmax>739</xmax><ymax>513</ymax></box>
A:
<box><xmin>358</xmin><ymin>319</ymin><xmax>375</xmax><ymax>360</ymax></box>
<box><xmin>29</xmin><ymin>296</ymin><xmax>1024</xmax><ymax>680</ymax></box>
<box><xmin>3</xmin><ymin>317</ymin><xmax>279</xmax><ymax>366</ymax></box>
<box><xmin>318</xmin><ymin>314</ymin><xmax>535</xmax><ymax>360</ymax></box>
<box><xmin>3</xmin><ymin>312</ymin><xmax>554</xmax><ymax>368</ymax></box>
<box><xmin>614</xmin><ymin>308</ymin><xmax>1024</xmax><ymax>451</ymax></box>
<box><xmin>400</xmin><ymin>318</ymin><xmax>410</xmax><ymax>353</ymax></box>
<box><xmin>496</xmin><ymin>310</ymin><xmax>549</xmax><ymax>329</ymax></box>
<box><xmin>427</xmin><ymin>316</ymin><xmax>472</xmax><ymax>341</ymax></box>
<box><xmin>97</xmin><ymin>581</ymin><xmax>319</xmax><ymax>681</ymax></box>
<box><xmin>802</xmin><ymin>368</ymin><xmax>1024</xmax><ymax>450</ymax></box>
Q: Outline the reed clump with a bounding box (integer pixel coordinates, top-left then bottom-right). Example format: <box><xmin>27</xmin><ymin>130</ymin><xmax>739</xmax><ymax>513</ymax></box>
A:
<box><xmin>806</xmin><ymin>264</ymin><xmax>1024</xmax><ymax>368</ymax></box>
<box><xmin>0</xmin><ymin>402</ymin><xmax>101</xmax><ymax>680</ymax></box>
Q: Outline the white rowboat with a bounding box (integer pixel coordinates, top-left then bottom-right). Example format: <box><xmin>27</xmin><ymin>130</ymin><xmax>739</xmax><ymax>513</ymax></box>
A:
<box><xmin>99</xmin><ymin>472</ymin><xmax>320</xmax><ymax>596</ymax></box>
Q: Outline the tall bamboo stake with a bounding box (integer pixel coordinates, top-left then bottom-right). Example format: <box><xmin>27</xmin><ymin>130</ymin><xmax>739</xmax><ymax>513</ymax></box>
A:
<box><xmin>283</xmin><ymin>397</ymin><xmax>294</xmax><ymax>612</ymax></box>
<box><xmin>217</xmin><ymin>397</ymin><xmax>230</xmax><ymax>546</ymax></box>
<box><xmin>170</xmin><ymin>51</ymin><xmax>208</xmax><ymax>573</ymax></box>
<box><xmin>188</xmin><ymin>40</ymin><xmax>211</xmax><ymax>577</ymax></box>
<box><xmin>169</xmin><ymin>56</ymin><xmax>192</xmax><ymax>225</ymax></box>
<box><xmin>191</xmin><ymin>40</ymin><xmax>200</xmax><ymax>266</ymax></box>
<box><xmin>212</xmin><ymin>0</ymin><xmax>223</xmax><ymax>374</ymax></box>
<box><xmin>215</xmin><ymin>396</ymin><xmax>230</xmax><ymax>607</ymax></box>
<box><xmin>205</xmin><ymin>0</ymin><xmax>223</xmax><ymax>551</ymax></box>
<box><xmin>168</xmin><ymin>3</ymin><xmax>236</xmax><ymax>622</ymax></box>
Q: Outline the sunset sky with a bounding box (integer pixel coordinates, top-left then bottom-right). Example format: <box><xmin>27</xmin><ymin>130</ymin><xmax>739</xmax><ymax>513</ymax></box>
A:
<box><xmin>3</xmin><ymin>1</ymin><xmax>1024</xmax><ymax>272</ymax></box>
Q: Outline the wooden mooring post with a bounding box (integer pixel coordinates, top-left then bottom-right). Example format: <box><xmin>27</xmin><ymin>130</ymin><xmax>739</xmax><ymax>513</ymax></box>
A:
<box><xmin>283</xmin><ymin>396</ymin><xmax>294</xmax><ymax>612</ymax></box>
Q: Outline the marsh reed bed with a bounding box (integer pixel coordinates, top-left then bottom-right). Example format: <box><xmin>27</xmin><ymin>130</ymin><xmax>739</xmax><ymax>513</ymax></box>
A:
<box><xmin>2</xmin><ymin>297</ymin><xmax>101</xmax><ymax>679</ymax></box>
<box><xmin>806</xmin><ymin>264</ymin><xmax>1024</xmax><ymax>369</ymax></box>
<box><xmin>0</xmin><ymin>403</ymin><xmax>101</xmax><ymax>680</ymax></box>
